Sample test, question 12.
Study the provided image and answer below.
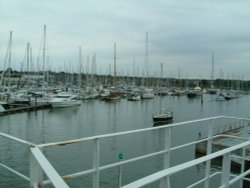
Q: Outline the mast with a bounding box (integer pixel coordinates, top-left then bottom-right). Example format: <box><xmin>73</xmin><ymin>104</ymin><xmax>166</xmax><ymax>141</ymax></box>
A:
<box><xmin>8</xmin><ymin>31</ymin><xmax>13</xmax><ymax>88</ymax></box>
<box><xmin>78</xmin><ymin>46</ymin><xmax>82</xmax><ymax>88</ymax></box>
<box><xmin>8</xmin><ymin>31</ymin><xmax>13</xmax><ymax>69</ymax></box>
<box><xmin>160</xmin><ymin>62</ymin><xmax>163</xmax><ymax>87</ymax></box>
<box><xmin>109</xmin><ymin>64</ymin><xmax>111</xmax><ymax>76</ymax></box>
<box><xmin>26</xmin><ymin>43</ymin><xmax>30</xmax><ymax>73</ymax></box>
<box><xmin>30</xmin><ymin>46</ymin><xmax>33</xmax><ymax>73</ymax></box>
<box><xmin>133</xmin><ymin>58</ymin><xmax>135</xmax><ymax>85</ymax></box>
<box><xmin>211</xmin><ymin>51</ymin><xmax>214</xmax><ymax>88</ymax></box>
<box><xmin>91</xmin><ymin>53</ymin><xmax>96</xmax><ymax>86</ymax></box>
<box><xmin>113</xmin><ymin>42</ymin><xmax>116</xmax><ymax>86</ymax></box>
<box><xmin>42</xmin><ymin>25</ymin><xmax>46</xmax><ymax>83</ymax></box>
<box><xmin>145</xmin><ymin>32</ymin><xmax>149</xmax><ymax>87</ymax></box>
<box><xmin>0</xmin><ymin>31</ymin><xmax>13</xmax><ymax>88</ymax></box>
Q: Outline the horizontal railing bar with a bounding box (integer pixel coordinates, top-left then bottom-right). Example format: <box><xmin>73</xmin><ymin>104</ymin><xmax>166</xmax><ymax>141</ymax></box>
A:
<box><xmin>220</xmin><ymin>116</ymin><xmax>250</xmax><ymax>121</ymax></box>
<box><xmin>43</xmin><ymin>168</ymin><xmax>96</xmax><ymax>185</ymax></box>
<box><xmin>43</xmin><ymin>150</ymin><xmax>168</xmax><ymax>184</ymax></box>
<box><xmin>170</xmin><ymin>135</ymin><xmax>222</xmax><ymax>151</ymax></box>
<box><xmin>0</xmin><ymin>163</ymin><xmax>30</xmax><ymax>182</ymax></box>
<box><xmin>220</xmin><ymin>134</ymin><xmax>250</xmax><ymax>141</ymax></box>
<box><xmin>187</xmin><ymin>172</ymin><xmax>221</xmax><ymax>188</ymax></box>
<box><xmin>121</xmin><ymin>139</ymin><xmax>250</xmax><ymax>188</ymax></box>
<box><xmin>0</xmin><ymin>132</ymin><xmax>35</xmax><ymax>147</ymax></box>
<box><xmin>31</xmin><ymin>147</ymin><xmax>70</xmax><ymax>188</ymax></box>
<box><xmin>188</xmin><ymin>171</ymin><xmax>250</xmax><ymax>188</ymax></box>
<box><xmin>231</xmin><ymin>154</ymin><xmax>250</xmax><ymax>161</ymax></box>
<box><xmin>42</xmin><ymin>133</ymin><xmax>250</xmax><ymax>184</ymax></box>
<box><xmin>101</xmin><ymin>149</ymin><xmax>167</xmax><ymax>170</ymax></box>
<box><xmin>37</xmin><ymin>116</ymin><xmax>225</xmax><ymax>148</ymax></box>
<box><xmin>226</xmin><ymin>168</ymin><xmax>250</xmax><ymax>186</ymax></box>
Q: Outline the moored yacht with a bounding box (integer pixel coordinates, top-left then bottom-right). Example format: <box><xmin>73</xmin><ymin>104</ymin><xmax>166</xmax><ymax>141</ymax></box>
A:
<box><xmin>102</xmin><ymin>92</ymin><xmax>121</xmax><ymax>101</ymax></box>
<box><xmin>153</xmin><ymin>108</ymin><xmax>173</xmax><ymax>123</ymax></box>
<box><xmin>141</xmin><ymin>88</ymin><xmax>154</xmax><ymax>99</ymax></box>
<box><xmin>186</xmin><ymin>86</ymin><xmax>202</xmax><ymax>98</ymax></box>
<box><xmin>50</xmin><ymin>92</ymin><xmax>81</xmax><ymax>108</ymax></box>
<box><xmin>127</xmin><ymin>93</ymin><xmax>141</xmax><ymax>101</ymax></box>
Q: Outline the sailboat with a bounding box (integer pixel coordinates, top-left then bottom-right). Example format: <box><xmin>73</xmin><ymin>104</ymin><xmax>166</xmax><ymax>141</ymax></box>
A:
<box><xmin>153</xmin><ymin>108</ymin><xmax>173</xmax><ymax>123</ymax></box>
<box><xmin>103</xmin><ymin>42</ymin><xmax>121</xmax><ymax>101</ymax></box>
<box><xmin>0</xmin><ymin>31</ymin><xmax>13</xmax><ymax>91</ymax></box>
<box><xmin>103</xmin><ymin>91</ymin><xmax>121</xmax><ymax>101</ymax></box>
<box><xmin>153</xmin><ymin>89</ymin><xmax>173</xmax><ymax>124</ymax></box>
<box><xmin>208</xmin><ymin>52</ymin><xmax>217</xmax><ymax>94</ymax></box>
<box><xmin>141</xmin><ymin>32</ymin><xmax>154</xmax><ymax>99</ymax></box>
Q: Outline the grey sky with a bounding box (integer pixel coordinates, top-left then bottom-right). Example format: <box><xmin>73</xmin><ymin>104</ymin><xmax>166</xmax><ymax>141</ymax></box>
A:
<box><xmin>0</xmin><ymin>0</ymin><xmax>249</xmax><ymax>79</ymax></box>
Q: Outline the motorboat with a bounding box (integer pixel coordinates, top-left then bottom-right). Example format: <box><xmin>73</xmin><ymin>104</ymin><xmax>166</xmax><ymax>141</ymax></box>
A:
<box><xmin>50</xmin><ymin>92</ymin><xmax>81</xmax><ymax>108</ymax></box>
<box><xmin>215</xmin><ymin>93</ymin><xmax>225</xmax><ymax>101</ymax></box>
<box><xmin>141</xmin><ymin>89</ymin><xmax>154</xmax><ymax>99</ymax></box>
<box><xmin>153</xmin><ymin>108</ymin><xmax>173</xmax><ymax>123</ymax></box>
<box><xmin>99</xmin><ymin>89</ymin><xmax>111</xmax><ymax>100</ymax></box>
<box><xmin>186</xmin><ymin>86</ymin><xmax>202</xmax><ymax>98</ymax></box>
<box><xmin>127</xmin><ymin>93</ymin><xmax>141</xmax><ymax>101</ymax></box>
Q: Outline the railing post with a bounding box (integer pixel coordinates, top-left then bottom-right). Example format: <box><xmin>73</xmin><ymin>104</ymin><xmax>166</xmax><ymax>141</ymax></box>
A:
<box><xmin>240</xmin><ymin>147</ymin><xmax>246</xmax><ymax>188</ymax></box>
<box><xmin>243</xmin><ymin>120</ymin><xmax>248</xmax><ymax>137</ymax></box>
<box><xmin>205</xmin><ymin>119</ymin><xmax>213</xmax><ymax>188</ymax></box>
<box><xmin>160</xmin><ymin>126</ymin><xmax>172</xmax><ymax>188</ymax></box>
<box><xmin>29</xmin><ymin>147</ymin><xmax>43</xmax><ymax>188</ymax></box>
<box><xmin>221</xmin><ymin>153</ymin><xmax>230</xmax><ymax>187</ymax></box>
<box><xmin>118</xmin><ymin>164</ymin><xmax>122</xmax><ymax>188</ymax></box>
<box><xmin>92</xmin><ymin>138</ymin><xmax>100</xmax><ymax>188</ymax></box>
<box><xmin>118</xmin><ymin>153</ymin><xmax>124</xmax><ymax>188</ymax></box>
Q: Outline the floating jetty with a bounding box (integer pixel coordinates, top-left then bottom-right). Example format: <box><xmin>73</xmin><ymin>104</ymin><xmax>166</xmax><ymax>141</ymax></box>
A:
<box><xmin>196</xmin><ymin>125</ymin><xmax>250</xmax><ymax>155</ymax></box>
<box><xmin>0</xmin><ymin>103</ymin><xmax>51</xmax><ymax>116</ymax></box>
<box><xmin>196</xmin><ymin>122</ymin><xmax>250</xmax><ymax>187</ymax></box>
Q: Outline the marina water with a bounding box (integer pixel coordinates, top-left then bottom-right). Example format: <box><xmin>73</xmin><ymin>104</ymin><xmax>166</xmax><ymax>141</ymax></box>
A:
<box><xmin>0</xmin><ymin>94</ymin><xmax>250</xmax><ymax>187</ymax></box>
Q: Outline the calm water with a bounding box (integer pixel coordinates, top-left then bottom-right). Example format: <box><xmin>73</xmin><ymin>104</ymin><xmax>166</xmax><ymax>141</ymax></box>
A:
<box><xmin>0</xmin><ymin>94</ymin><xmax>249</xmax><ymax>188</ymax></box>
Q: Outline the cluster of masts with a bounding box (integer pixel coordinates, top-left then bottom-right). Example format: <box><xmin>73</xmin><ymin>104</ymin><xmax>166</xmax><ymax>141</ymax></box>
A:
<box><xmin>0</xmin><ymin>25</ymin><xmax>247</xmax><ymax>91</ymax></box>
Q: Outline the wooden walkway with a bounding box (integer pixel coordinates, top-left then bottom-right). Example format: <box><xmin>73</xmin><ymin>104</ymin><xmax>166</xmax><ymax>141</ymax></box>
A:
<box><xmin>0</xmin><ymin>104</ymin><xmax>51</xmax><ymax>116</ymax></box>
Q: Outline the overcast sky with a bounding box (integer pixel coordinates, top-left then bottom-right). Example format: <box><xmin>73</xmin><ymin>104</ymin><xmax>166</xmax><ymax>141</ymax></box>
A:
<box><xmin>0</xmin><ymin>0</ymin><xmax>249</xmax><ymax>79</ymax></box>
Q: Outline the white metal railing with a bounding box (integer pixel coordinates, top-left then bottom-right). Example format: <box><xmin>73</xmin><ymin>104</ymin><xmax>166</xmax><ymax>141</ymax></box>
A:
<box><xmin>121</xmin><ymin>140</ymin><xmax>250</xmax><ymax>188</ymax></box>
<box><xmin>0</xmin><ymin>132</ymin><xmax>34</xmax><ymax>182</ymax></box>
<box><xmin>0</xmin><ymin>116</ymin><xmax>250</xmax><ymax>188</ymax></box>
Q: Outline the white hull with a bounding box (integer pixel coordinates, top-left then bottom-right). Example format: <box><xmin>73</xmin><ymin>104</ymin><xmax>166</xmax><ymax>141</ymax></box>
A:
<box><xmin>141</xmin><ymin>91</ymin><xmax>154</xmax><ymax>99</ymax></box>
<box><xmin>0</xmin><ymin>104</ymin><xmax>6</xmax><ymax>112</ymax></box>
<box><xmin>51</xmin><ymin>100</ymin><xmax>81</xmax><ymax>108</ymax></box>
<box><xmin>130</xmin><ymin>95</ymin><xmax>141</xmax><ymax>101</ymax></box>
<box><xmin>50</xmin><ymin>92</ymin><xmax>81</xmax><ymax>108</ymax></box>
